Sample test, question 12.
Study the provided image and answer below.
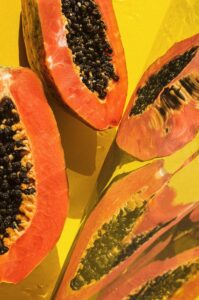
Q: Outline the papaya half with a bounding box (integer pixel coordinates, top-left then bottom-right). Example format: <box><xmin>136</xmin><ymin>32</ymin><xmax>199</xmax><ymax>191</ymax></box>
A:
<box><xmin>99</xmin><ymin>204</ymin><xmax>199</xmax><ymax>300</ymax></box>
<box><xmin>0</xmin><ymin>67</ymin><xmax>68</xmax><ymax>283</ymax></box>
<box><xmin>54</xmin><ymin>153</ymin><xmax>197</xmax><ymax>300</ymax></box>
<box><xmin>21</xmin><ymin>0</ymin><xmax>128</xmax><ymax>130</ymax></box>
<box><xmin>117</xmin><ymin>34</ymin><xmax>199</xmax><ymax>160</ymax></box>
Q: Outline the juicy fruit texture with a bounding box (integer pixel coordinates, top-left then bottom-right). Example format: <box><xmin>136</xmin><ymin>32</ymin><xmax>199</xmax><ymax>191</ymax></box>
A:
<box><xmin>70</xmin><ymin>201</ymin><xmax>147</xmax><ymax>290</ymax></box>
<box><xmin>70</xmin><ymin>202</ymin><xmax>171</xmax><ymax>292</ymax></box>
<box><xmin>0</xmin><ymin>67</ymin><xmax>68</xmax><ymax>283</ymax></box>
<box><xmin>99</xmin><ymin>205</ymin><xmax>199</xmax><ymax>300</ymax></box>
<box><xmin>0</xmin><ymin>96</ymin><xmax>36</xmax><ymax>255</ymax></box>
<box><xmin>117</xmin><ymin>34</ymin><xmax>199</xmax><ymax>160</ymax></box>
<box><xmin>130</xmin><ymin>46</ymin><xmax>198</xmax><ymax>116</ymax></box>
<box><xmin>55</xmin><ymin>159</ymin><xmax>195</xmax><ymax>300</ymax></box>
<box><xmin>62</xmin><ymin>0</ymin><xmax>119</xmax><ymax>100</ymax></box>
<box><xmin>128</xmin><ymin>261</ymin><xmax>199</xmax><ymax>300</ymax></box>
<box><xmin>21</xmin><ymin>0</ymin><xmax>127</xmax><ymax>130</ymax></box>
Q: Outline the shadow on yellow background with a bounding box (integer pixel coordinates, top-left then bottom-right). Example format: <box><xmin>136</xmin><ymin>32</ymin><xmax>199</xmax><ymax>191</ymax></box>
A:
<box><xmin>0</xmin><ymin>0</ymin><xmax>199</xmax><ymax>300</ymax></box>
<box><xmin>0</xmin><ymin>247</ymin><xmax>60</xmax><ymax>300</ymax></box>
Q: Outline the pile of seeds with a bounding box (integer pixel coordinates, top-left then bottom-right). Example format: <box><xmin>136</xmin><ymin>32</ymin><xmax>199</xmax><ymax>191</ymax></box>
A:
<box><xmin>61</xmin><ymin>0</ymin><xmax>119</xmax><ymax>99</ymax></box>
<box><xmin>70</xmin><ymin>201</ymin><xmax>147</xmax><ymax>291</ymax></box>
<box><xmin>0</xmin><ymin>96</ymin><xmax>35</xmax><ymax>255</ymax></box>
<box><xmin>128</xmin><ymin>261</ymin><xmax>199</xmax><ymax>300</ymax></box>
<box><xmin>130</xmin><ymin>46</ymin><xmax>198</xmax><ymax>116</ymax></box>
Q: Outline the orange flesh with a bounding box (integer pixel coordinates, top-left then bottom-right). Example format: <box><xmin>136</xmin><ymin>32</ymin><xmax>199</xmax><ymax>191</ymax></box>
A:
<box><xmin>99</xmin><ymin>236</ymin><xmax>199</xmax><ymax>300</ymax></box>
<box><xmin>29</xmin><ymin>0</ymin><xmax>128</xmax><ymax>129</ymax></box>
<box><xmin>117</xmin><ymin>34</ymin><xmax>199</xmax><ymax>160</ymax></box>
<box><xmin>0</xmin><ymin>67</ymin><xmax>68</xmax><ymax>283</ymax></box>
<box><xmin>55</xmin><ymin>160</ymin><xmax>196</xmax><ymax>300</ymax></box>
<box><xmin>98</xmin><ymin>205</ymin><xmax>199</xmax><ymax>300</ymax></box>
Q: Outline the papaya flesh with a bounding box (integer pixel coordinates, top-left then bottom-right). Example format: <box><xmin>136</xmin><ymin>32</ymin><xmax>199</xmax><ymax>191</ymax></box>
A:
<box><xmin>117</xmin><ymin>34</ymin><xmax>199</xmax><ymax>160</ymax></box>
<box><xmin>21</xmin><ymin>0</ymin><xmax>128</xmax><ymax>130</ymax></box>
<box><xmin>99</xmin><ymin>205</ymin><xmax>199</xmax><ymax>300</ymax></box>
<box><xmin>0</xmin><ymin>67</ymin><xmax>68</xmax><ymax>283</ymax></box>
<box><xmin>54</xmin><ymin>156</ymin><xmax>196</xmax><ymax>300</ymax></box>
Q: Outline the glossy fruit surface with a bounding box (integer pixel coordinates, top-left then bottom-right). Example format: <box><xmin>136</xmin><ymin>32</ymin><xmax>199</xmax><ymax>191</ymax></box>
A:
<box><xmin>55</xmin><ymin>157</ymin><xmax>196</xmax><ymax>300</ymax></box>
<box><xmin>99</xmin><ymin>204</ymin><xmax>199</xmax><ymax>300</ymax></box>
<box><xmin>21</xmin><ymin>0</ymin><xmax>128</xmax><ymax>130</ymax></box>
<box><xmin>117</xmin><ymin>34</ymin><xmax>199</xmax><ymax>160</ymax></box>
<box><xmin>0</xmin><ymin>67</ymin><xmax>68</xmax><ymax>283</ymax></box>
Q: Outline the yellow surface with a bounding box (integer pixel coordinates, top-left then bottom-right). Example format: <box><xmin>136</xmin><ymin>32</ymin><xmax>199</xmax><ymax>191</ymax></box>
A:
<box><xmin>0</xmin><ymin>0</ymin><xmax>199</xmax><ymax>299</ymax></box>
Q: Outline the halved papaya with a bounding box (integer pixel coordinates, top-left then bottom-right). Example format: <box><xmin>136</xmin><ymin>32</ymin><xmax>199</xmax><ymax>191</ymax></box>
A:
<box><xmin>0</xmin><ymin>67</ymin><xmax>68</xmax><ymax>283</ymax></box>
<box><xmin>54</xmin><ymin>157</ymin><xmax>196</xmax><ymax>300</ymax></box>
<box><xmin>99</xmin><ymin>205</ymin><xmax>199</xmax><ymax>300</ymax></box>
<box><xmin>117</xmin><ymin>34</ymin><xmax>199</xmax><ymax>160</ymax></box>
<box><xmin>21</xmin><ymin>0</ymin><xmax>128</xmax><ymax>130</ymax></box>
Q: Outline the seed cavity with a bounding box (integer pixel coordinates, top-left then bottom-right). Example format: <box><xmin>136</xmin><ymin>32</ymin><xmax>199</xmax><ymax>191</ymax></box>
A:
<box><xmin>0</xmin><ymin>96</ymin><xmax>36</xmax><ymax>255</ymax></box>
<box><xmin>70</xmin><ymin>195</ymin><xmax>173</xmax><ymax>291</ymax></box>
<box><xmin>61</xmin><ymin>0</ymin><xmax>119</xmax><ymax>100</ymax></box>
<box><xmin>180</xmin><ymin>75</ymin><xmax>199</xmax><ymax>100</ymax></box>
<box><xmin>160</xmin><ymin>87</ymin><xmax>182</xmax><ymax>110</ymax></box>
<box><xmin>129</xmin><ymin>46</ymin><xmax>198</xmax><ymax>116</ymax></box>
<box><xmin>127</xmin><ymin>260</ymin><xmax>199</xmax><ymax>300</ymax></box>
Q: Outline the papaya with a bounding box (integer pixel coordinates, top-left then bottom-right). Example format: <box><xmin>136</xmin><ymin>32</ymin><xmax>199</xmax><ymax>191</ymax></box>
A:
<box><xmin>117</xmin><ymin>34</ymin><xmax>199</xmax><ymax>160</ymax></box>
<box><xmin>54</xmin><ymin>155</ymin><xmax>197</xmax><ymax>300</ymax></box>
<box><xmin>99</xmin><ymin>204</ymin><xmax>199</xmax><ymax>300</ymax></box>
<box><xmin>0</xmin><ymin>66</ymin><xmax>68</xmax><ymax>283</ymax></box>
<box><xmin>21</xmin><ymin>0</ymin><xmax>128</xmax><ymax>130</ymax></box>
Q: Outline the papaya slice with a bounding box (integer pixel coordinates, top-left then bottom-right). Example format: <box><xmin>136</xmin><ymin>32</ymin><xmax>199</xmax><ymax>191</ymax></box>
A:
<box><xmin>54</xmin><ymin>157</ymin><xmax>196</xmax><ymax>300</ymax></box>
<box><xmin>0</xmin><ymin>67</ymin><xmax>68</xmax><ymax>283</ymax></box>
<box><xmin>117</xmin><ymin>34</ymin><xmax>199</xmax><ymax>160</ymax></box>
<box><xmin>21</xmin><ymin>0</ymin><xmax>128</xmax><ymax>130</ymax></box>
<box><xmin>99</xmin><ymin>205</ymin><xmax>199</xmax><ymax>300</ymax></box>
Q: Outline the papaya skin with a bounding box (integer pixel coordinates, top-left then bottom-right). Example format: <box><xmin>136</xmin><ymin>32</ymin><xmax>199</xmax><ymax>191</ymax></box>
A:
<box><xmin>99</xmin><ymin>205</ymin><xmax>199</xmax><ymax>300</ymax></box>
<box><xmin>117</xmin><ymin>34</ymin><xmax>199</xmax><ymax>160</ymax></box>
<box><xmin>21</xmin><ymin>0</ymin><xmax>128</xmax><ymax>130</ymax></box>
<box><xmin>54</xmin><ymin>158</ymin><xmax>196</xmax><ymax>300</ymax></box>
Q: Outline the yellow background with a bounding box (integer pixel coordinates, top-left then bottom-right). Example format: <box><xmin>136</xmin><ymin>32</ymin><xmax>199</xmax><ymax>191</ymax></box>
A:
<box><xmin>0</xmin><ymin>0</ymin><xmax>199</xmax><ymax>299</ymax></box>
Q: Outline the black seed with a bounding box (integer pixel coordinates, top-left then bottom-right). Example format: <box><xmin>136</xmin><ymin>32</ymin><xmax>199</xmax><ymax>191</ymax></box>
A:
<box><xmin>0</xmin><ymin>201</ymin><xmax>7</xmax><ymax>208</ymax></box>
<box><xmin>12</xmin><ymin>162</ymin><xmax>21</xmax><ymax>171</ymax></box>
<box><xmin>1</xmin><ymin>97</ymin><xmax>15</xmax><ymax>110</ymax></box>
<box><xmin>157</xmin><ymin>106</ymin><xmax>166</xmax><ymax>118</ymax></box>
<box><xmin>6</xmin><ymin>143</ymin><xmax>15</xmax><ymax>154</ymax></box>
<box><xmin>1</xmin><ymin>180</ymin><xmax>9</xmax><ymax>191</ymax></box>
<box><xmin>70</xmin><ymin>201</ymin><xmax>148</xmax><ymax>290</ymax></box>
<box><xmin>26</xmin><ymin>162</ymin><xmax>32</xmax><ymax>171</ymax></box>
<box><xmin>23</xmin><ymin>188</ymin><xmax>36</xmax><ymax>195</ymax></box>
<box><xmin>130</xmin><ymin>46</ymin><xmax>198</xmax><ymax>116</ymax></box>
<box><xmin>0</xmin><ymin>241</ymin><xmax>8</xmax><ymax>255</ymax></box>
<box><xmin>61</xmin><ymin>0</ymin><xmax>119</xmax><ymax>99</ymax></box>
<box><xmin>128</xmin><ymin>261</ymin><xmax>199</xmax><ymax>300</ymax></box>
<box><xmin>160</xmin><ymin>87</ymin><xmax>181</xmax><ymax>110</ymax></box>
<box><xmin>0</xmin><ymin>144</ymin><xmax>6</xmax><ymax>156</ymax></box>
<box><xmin>0</xmin><ymin>96</ymin><xmax>36</xmax><ymax>255</ymax></box>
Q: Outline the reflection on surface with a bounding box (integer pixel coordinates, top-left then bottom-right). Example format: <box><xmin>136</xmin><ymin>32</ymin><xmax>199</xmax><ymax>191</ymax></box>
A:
<box><xmin>147</xmin><ymin>0</ymin><xmax>199</xmax><ymax>68</ymax></box>
<box><xmin>0</xmin><ymin>247</ymin><xmax>60</xmax><ymax>300</ymax></box>
<box><xmin>98</xmin><ymin>205</ymin><xmax>199</xmax><ymax>300</ymax></box>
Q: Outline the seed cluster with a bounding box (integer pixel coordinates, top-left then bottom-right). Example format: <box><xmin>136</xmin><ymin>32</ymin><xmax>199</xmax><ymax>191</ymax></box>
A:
<box><xmin>128</xmin><ymin>261</ymin><xmax>199</xmax><ymax>300</ymax></box>
<box><xmin>157</xmin><ymin>74</ymin><xmax>199</xmax><ymax>117</ymax></box>
<box><xmin>0</xmin><ymin>97</ymin><xmax>35</xmax><ymax>255</ymax></box>
<box><xmin>180</xmin><ymin>75</ymin><xmax>199</xmax><ymax>97</ymax></box>
<box><xmin>61</xmin><ymin>0</ymin><xmax>119</xmax><ymax>99</ymax></box>
<box><xmin>70</xmin><ymin>201</ymin><xmax>147</xmax><ymax>291</ymax></box>
<box><xmin>130</xmin><ymin>46</ymin><xmax>198</xmax><ymax>116</ymax></box>
<box><xmin>117</xmin><ymin>219</ymin><xmax>173</xmax><ymax>263</ymax></box>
